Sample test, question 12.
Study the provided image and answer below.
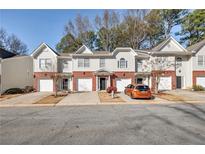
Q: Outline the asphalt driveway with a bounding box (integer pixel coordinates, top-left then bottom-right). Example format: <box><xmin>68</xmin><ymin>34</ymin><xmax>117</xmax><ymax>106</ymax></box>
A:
<box><xmin>0</xmin><ymin>92</ymin><xmax>51</xmax><ymax>106</ymax></box>
<box><xmin>57</xmin><ymin>92</ymin><xmax>100</xmax><ymax>106</ymax></box>
<box><xmin>1</xmin><ymin>103</ymin><xmax>205</xmax><ymax>144</ymax></box>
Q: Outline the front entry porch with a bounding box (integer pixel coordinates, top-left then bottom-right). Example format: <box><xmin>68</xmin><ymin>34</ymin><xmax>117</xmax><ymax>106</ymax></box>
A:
<box><xmin>94</xmin><ymin>69</ymin><xmax>113</xmax><ymax>91</ymax></box>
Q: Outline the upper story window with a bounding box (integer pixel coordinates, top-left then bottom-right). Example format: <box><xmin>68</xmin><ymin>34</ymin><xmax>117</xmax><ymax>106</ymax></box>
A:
<box><xmin>198</xmin><ymin>55</ymin><xmax>205</xmax><ymax>66</ymax></box>
<box><xmin>99</xmin><ymin>58</ymin><xmax>105</xmax><ymax>68</ymax></box>
<box><xmin>63</xmin><ymin>60</ymin><xmax>68</xmax><ymax>68</ymax></box>
<box><xmin>78</xmin><ymin>58</ymin><xmax>90</xmax><ymax>68</ymax></box>
<box><xmin>39</xmin><ymin>58</ymin><xmax>52</xmax><ymax>70</ymax></box>
<box><xmin>118</xmin><ymin>58</ymin><xmax>128</xmax><ymax>68</ymax></box>
<box><xmin>137</xmin><ymin>61</ymin><xmax>143</xmax><ymax>71</ymax></box>
<box><xmin>176</xmin><ymin>57</ymin><xmax>182</xmax><ymax>67</ymax></box>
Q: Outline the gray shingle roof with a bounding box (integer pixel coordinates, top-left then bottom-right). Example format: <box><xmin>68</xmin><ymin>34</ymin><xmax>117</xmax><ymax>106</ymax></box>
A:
<box><xmin>186</xmin><ymin>39</ymin><xmax>205</xmax><ymax>52</ymax></box>
<box><xmin>0</xmin><ymin>48</ymin><xmax>17</xmax><ymax>59</ymax></box>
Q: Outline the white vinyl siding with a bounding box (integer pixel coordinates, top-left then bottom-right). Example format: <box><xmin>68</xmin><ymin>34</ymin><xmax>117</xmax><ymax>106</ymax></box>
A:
<box><xmin>99</xmin><ymin>58</ymin><xmax>105</xmax><ymax>68</ymax></box>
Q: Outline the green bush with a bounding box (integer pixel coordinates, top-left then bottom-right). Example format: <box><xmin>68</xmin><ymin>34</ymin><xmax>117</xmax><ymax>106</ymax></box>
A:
<box><xmin>3</xmin><ymin>88</ymin><xmax>24</xmax><ymax>94</ymax></box>
<box><xmin>192</xmin><ymin>85</ymin><xmax>205</xmax><ymax>91</ymax></box>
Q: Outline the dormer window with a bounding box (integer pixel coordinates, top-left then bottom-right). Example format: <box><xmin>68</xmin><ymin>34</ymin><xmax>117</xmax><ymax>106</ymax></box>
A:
<box><xmin>118</xmin><ymin>58</ymin><xmax>128</xmax><ymax>68</ymax></box>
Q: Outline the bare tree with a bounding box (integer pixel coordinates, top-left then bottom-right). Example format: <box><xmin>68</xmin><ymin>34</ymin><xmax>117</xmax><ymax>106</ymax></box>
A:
<box><xmin>0</xmin><ymin>28</ymin><xmax>28</xmax><ymax>55</ymax></box>
<box><xmin>6</xmin><ymin>34</ymin><xmax>28</xmax><ymax>55</ymax></box>
<box><xmin>95</xmin><ymin>10</ymin><xmax>120</xmax><ymax>51</ymax></box>
<box><xmin>143</xmin><ymin>56</ymin><xmax>176</xmax><ymax>93</ymax></box>
<box><xmin>0</xmin><ymin>28</ymin><xmax>7</xmax><ymax>48</ymax></box>
<box><xmin>124</xmin><ymin>9</ymin><xmax>148</xmax><ymax>49</ymax></box>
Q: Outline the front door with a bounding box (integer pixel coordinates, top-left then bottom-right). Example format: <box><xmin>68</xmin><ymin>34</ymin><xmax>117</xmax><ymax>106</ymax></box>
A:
<box><xmin>176</xmin><ymin>76</ymin><xmax>182</xmax><ymax>89</ymax></box>
<box><xmin>100</xmin><ymin>78</ymin><xmax>106</xmax><ymax>90</ymax></box>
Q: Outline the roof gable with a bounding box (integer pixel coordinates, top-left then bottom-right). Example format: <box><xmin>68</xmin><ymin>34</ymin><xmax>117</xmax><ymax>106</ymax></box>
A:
<box><xmin>75</xmin><ymin>45</ymin><xmax>93</xmax><ymax>54</ymax></box>
<box><xmin>31</xmin><ymin>43</ymin><xmax>59</xmax><ymax>57</ymax></box>
<box><xmin>112</xmin><ymin>47</ymin><xmax>137</xmax><ymax>56</ymax></box>
<box><xmin>152</xmin><ymin>37</ymin><xmax>187</xmax><ymax>52</ymax></box>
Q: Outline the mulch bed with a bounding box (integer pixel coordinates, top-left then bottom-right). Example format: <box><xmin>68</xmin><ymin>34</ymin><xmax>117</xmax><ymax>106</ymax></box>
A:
<box><xmin>0</xmin><ymin>94</ymin><xmax>22</xmax><ymax>101</ymax></box>
<box><xmin>98</xmin><ymin>92</ymin><xmax>125</xmax><ymax>103</ymax></box>
<box><xmin>34</xmin><ymin>95</ymin><xmax>66</xmax><ymax>104</ymax></box>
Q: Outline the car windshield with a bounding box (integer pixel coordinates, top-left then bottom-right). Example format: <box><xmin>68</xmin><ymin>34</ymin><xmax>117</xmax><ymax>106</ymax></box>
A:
<box><xmin>135</xmin><ymin>85</ymin><xmax>149</xmax><ymax>91</ymax></box>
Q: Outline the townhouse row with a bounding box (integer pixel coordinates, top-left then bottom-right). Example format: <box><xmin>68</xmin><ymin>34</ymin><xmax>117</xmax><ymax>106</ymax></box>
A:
<box><xmin>0</xmin><ymin>37</ymin><xmax>205</xmax><ymax>94</ymax></box>
<box><xmin>31</xmin><ymin>37</ymin><xmax>205</xmax><ymax>92</ymax></box>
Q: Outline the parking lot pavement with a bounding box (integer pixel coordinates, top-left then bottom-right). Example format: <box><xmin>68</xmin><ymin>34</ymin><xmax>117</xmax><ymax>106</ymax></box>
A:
<box><xmin>56</xmin><ymin>92</ymin><xmax>100</xmax><ymax>106</ymax></box>
<box><xmin>1</xmin><ymin>103</ymin><xmax>205</xmax><ymax>144</ymax></box>
<box><xmin>0</xmin><ymin>92</ymin><xmax>51</xmax><ymax>106</ymax></box>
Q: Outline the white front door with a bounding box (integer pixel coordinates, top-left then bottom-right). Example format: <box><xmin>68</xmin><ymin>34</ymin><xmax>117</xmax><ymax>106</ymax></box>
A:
<box><xmin>116</xmin><ymin>78</ymin><xmax>131</xmax><ymax>92</ymax></box>
<box><xmin>77</xmin><ymin>78</ymin><xmax>92</xmax><ymax>91</ymax></box>
<box><xmin>196</xmin><ymin>77</ymin><xmax>205</xmax><ymax>88</ymax></box>
<box><xmin>159</xmin><ymin>77</ymin><xmax>172</xmax><ymax>90</ymax></box>
<box><xmin>39</xmin><ymin>79</ymin><xmax>53</xmax><ymax>92</ymax></box>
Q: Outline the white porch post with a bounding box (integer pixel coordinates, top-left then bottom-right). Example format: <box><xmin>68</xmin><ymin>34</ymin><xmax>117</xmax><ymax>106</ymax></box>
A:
<box><xmin>108</xmin><ymin>75</ymin><xmax>111</xmax><ymax>87</ymax></box>
<box><xmin>96</xmin><ymin>76</ymin><xmax>99</xmax><ymax>91</ymax></box>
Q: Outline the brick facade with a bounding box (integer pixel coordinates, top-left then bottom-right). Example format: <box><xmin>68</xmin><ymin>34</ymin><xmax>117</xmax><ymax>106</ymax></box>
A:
<box><xmin>34</xmin><ymin>72</ymin><xmax>57</xmax><ymax>92</ymax></box>
<box><xmin>111</xmin><ymin>72</ymin><xmax>135</xmax><ymax>87</ymax></box>
<box><xmin>72</xmin><ymin>71</ymin><xmax>96</xmax><ymax>91</ymax></box>
<box><xmin>193</xmin><ymin>71</ymin><xmax>205</xmax><ymax>85</ymax></box>
<box><xmin>151</xmin><ymin>70</ymin><xmax>176</xmax><ymax>92</ymax></box>
<box><xmin>72</xmin><ymin>71</ymin><xmax>135</xmax><ymax>91</ymax></box>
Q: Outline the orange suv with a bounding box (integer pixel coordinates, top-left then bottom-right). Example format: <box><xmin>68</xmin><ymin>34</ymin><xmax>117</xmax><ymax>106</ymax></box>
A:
<box><xmin>124</xmin><ymin>84</ymin><xmax>152</xmax><ymax>99</ymax></box>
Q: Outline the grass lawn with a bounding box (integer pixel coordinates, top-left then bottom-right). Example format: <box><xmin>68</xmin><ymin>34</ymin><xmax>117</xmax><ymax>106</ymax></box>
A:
<box><xmin>34</xmin><ymin>95</ymin><xmax>66</xmax><ymax>104</ymax></box>
<box><xmin>98</xmin><ymin>92</ymin><xmax>125</xmax><ymax>103</ymax></box>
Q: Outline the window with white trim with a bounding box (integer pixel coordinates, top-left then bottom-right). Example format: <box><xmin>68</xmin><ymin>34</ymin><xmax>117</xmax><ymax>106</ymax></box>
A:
<box><xmin>78</xmin><ymin>59</ymin><xmax>84</xmax><ymax>67</ymax></box>
<box><xmin>118</xmin><ymin>58</ymin><xmax>128</xmax><ymax>68</ymax></box>
<box><xmin>39</xmin><ymin>58</ymin><xmax>52</xmax><ymax>70</ymax></box>
<box><xmin>78</xmin><ymin>58</ymin><xmax>90</xmax><ymax>68</ymax></box>
<box><xmin>84</xmin><ymin>58</ymin><xmax>90</xmax><ymax>67</ymax></box>
<box><xmin>99</xmin><ymin>58</ymin><xmax>105</xmax><ymax>68</ymax></box>
<box><xmin>198</xmin><ymin>55</ymin><xmax>205</xmax><ymax>66</ymax></box>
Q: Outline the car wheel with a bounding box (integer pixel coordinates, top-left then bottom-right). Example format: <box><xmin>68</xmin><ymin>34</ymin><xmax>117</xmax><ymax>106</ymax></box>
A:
<box><xmin>130</xmin><ymin>93</ymin><xmax>134</xmax><ymax>99</ymax></box>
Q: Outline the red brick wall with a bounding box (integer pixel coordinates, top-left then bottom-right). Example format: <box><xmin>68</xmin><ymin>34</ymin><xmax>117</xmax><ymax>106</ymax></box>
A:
<box><xmin>111</xmin><ymin>72</ymin><xmax>135</xmax><ymax>87</ymax></box>
<box><xmin>72</xmin><ymin>71</ymin><xmax>96</xmax><ymax>91</ymax></box>
<box><xmin>34</xmin><ymin>72</ymin><xmax>56</xmax><ymax>92</ymax></box>
<box><xmin>151</xmin><ymin>70</ymin><xmax>176</xmax><ymax>92</ymax></box>
<box><xmin>72</xmin><ymin>71</ymin><xmax>135</xmax><ymax>91</ymax></box>
<box><xmin>193</xmin><ymin>71</ymin><xmax>205</xmax><ymax>85</ymax></box>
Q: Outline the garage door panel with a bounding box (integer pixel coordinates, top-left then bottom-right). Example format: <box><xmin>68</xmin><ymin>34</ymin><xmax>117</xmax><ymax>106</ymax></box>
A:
<box><xmin>196</xmin><ymin>77</ymin><xmax>205</xmax><ymax>88</ymax></box>
<box><xmin>116</xmin><ymin>78</ymin><xmax>131</xmax><ymax>92</ymax></box>
<box><xmin>78</xmin><ymin>78</ymin><xmax>92</xmax><ymax>91</ymax></box>
<box><xmin>39</xmin><ymin>79</ymin><xmax>53</xmax><ymax>92</ymax></box>
<box><xmin>159</xmin><ymin>77</ymin><xmax>172</xmax><ymax>90</ymax></box>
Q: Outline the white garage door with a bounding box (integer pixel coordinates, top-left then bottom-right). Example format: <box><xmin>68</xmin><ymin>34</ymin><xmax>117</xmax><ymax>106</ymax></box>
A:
<box><xmin>196</xmin><ymin>77</ymin><xmax>205</xmax><ymax>88</ymax></box>
<box><xmin>39</xmin><ymin>79</ymin><xmax>53</xmax><ymax>92</ymax></box>
<box><xmin>159</xmin><ymin>77</ymin><xmax>172</xmax><ymax>90</ymax></box>
<box><xmin>78</xmin><ymin>78</ymin><xmax>92</xmax><ymax>91</ymax></box>
<box><xmin>116</xmin><ymin>78</ymin><xmax>131</xmax><ymax>92</ymax></box>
